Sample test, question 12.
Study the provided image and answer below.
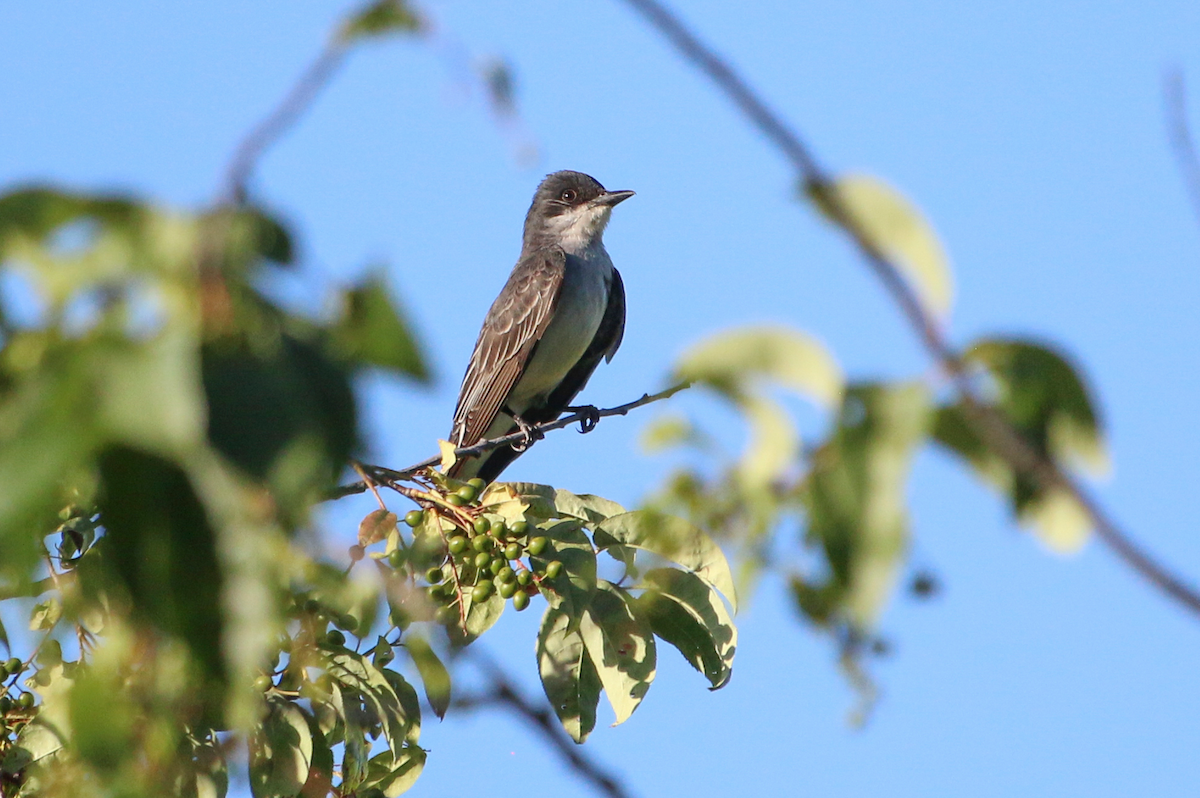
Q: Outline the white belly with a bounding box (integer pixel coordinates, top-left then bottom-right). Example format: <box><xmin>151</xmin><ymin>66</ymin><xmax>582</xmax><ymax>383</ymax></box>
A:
<box><xmin>507</xmin><ymin>248</ymin><xmax>610</xmax><ymax>413</ymax></box>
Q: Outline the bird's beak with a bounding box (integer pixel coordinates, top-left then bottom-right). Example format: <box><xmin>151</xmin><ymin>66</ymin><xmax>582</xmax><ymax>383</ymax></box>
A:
<box><xmin>595</xmin><ymin>189</ymin><xmax>635</xmax><ymax>207</ymax></box>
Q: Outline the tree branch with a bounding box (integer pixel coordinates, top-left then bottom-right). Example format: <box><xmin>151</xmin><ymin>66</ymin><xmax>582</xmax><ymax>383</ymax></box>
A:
<box><xmin>327</xmin><ymin>382</ymin><xmax>692</xmax><ymax>499</ymax></box>
<box><xmin>223</xmin><ymin>40</ymin><xmax>349</xmax><ymax>204</ymax></box>
<box><xmin>1164</xmin><ymin>68</ymin><xmax>1200</xmax><ymax>233</ymax></box>
<box><xmin>620</xmin><ymin>0</ymin><xmax>1200</xmax><ymax>618</ymax></box>
<box><xmin>455</xmin><ymin>649</ymin><xmax>635</xmax><ymax>798</ymax></box>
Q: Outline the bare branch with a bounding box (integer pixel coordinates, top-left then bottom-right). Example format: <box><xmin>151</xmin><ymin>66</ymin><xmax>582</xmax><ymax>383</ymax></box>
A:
<box><xmin>223</xmin><ymin>41</ymin><xmax>348</xmax><ymax>204</ymax></box>
<box><xmin>1164</xmin><ymin>68</ymin><xmax>1200</xmax><ymax>232</ymax></box>
<box><xmin>456</xmin><ymin>649</ymin><xmax>636</xmax><ymax>798</ymax></box>
<box><xmin>327</xmin><ymin>382</ymin><xmax>691</xmax><ymax>500</ymax></box>
<box><xmin>620</xmin><ymin>0</ymin><xmax>1200</xmax><ymax>618</ymax></box>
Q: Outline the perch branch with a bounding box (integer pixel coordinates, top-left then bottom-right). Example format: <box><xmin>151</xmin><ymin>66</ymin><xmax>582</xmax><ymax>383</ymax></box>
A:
<box><xmin>327</xmin><ymin>382</ymin><xmax>692</xmax><ymax>499</ymax></box>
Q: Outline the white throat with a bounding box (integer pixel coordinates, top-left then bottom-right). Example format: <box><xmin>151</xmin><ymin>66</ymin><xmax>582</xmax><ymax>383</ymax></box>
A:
<box><xmin>544</xmin><ymin>203</ymin><xmax>612</xmax><ymax>255</ymax></box>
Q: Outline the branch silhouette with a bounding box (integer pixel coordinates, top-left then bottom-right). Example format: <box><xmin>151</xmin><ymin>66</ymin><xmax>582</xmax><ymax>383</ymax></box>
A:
<box><xmin>1165</xmin><ymin>68</ymin><xmax>1200</xmax><ymax>233</ymax></box>
<box><xmin>621</xmin><ymin>0</ymin><xmax>1200</xmax><ymax>618</ymax></box>
<box><xmin>454</xmin><ymin>648</ymin><xmax>635</xmax><ymax>798</ymax></box>
<box><xmin>328</xmin><ymin>382</ymin><xmax>692</xmax><ymax>499</ymax></box>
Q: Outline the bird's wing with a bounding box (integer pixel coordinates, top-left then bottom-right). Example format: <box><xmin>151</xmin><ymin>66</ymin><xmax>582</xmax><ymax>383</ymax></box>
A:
<box><xmin>450</xmin><ymin>249</ymin><xmax>566</xmax><ymax>448</ymax></box>
<box><xmin>538</xmin><ymin>267</ymin><xmax>626</xmax><ymax>415</ymax></box>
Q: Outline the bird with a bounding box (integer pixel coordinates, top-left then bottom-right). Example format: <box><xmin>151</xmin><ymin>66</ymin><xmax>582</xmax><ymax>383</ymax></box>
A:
<box><xmin>446</xmin><ymin>170</ymin><xmax>634</xmax><ymax>483</ymax></box>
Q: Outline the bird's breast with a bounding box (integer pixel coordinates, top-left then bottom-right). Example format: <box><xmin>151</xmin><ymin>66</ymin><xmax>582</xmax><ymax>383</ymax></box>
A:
<box><xmin>508</xmin><ymin>248</ymin><xmax>611</xmax><ymax>412</ymax></box>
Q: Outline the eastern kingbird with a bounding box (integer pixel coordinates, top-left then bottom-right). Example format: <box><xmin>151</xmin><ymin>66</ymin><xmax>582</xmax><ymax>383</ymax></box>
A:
<box><xmin>447</xmin><ymin>171</ymin><xmax>634</xmax><ymax>482</ymax></box>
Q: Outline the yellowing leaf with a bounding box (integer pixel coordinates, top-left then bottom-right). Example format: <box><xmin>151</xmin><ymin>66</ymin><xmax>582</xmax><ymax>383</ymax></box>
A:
<box><xmin>821</xmin><ymin>174</ymin><xmax>953</xmax><ymax>318</ymax></box>
<box><xmin>674</xmin><ymin>326</ymin><xmax>843</xmax><ymax>409</ymax></box>
<box><xmin>1022</xmin><ymin>488</ymin><xmax>1091</xmax><ymax>554</ymax></box>
<box><xmin>436</xmin><ymin>440</ymin><xmax>457</xmax><ymax>472</ymax></box>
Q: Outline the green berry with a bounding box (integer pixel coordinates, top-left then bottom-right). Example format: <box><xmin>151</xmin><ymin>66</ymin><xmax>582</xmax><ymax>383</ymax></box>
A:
<box><xmin>325</xmin><ymin>630</ymin><xmax>346</xmax><ymax>647</ymax></box>
<box><xmin>504</xmin><ymin>542</ymin><xmax>521</xmax><ymax>560</ymax></box>
<box><xmin>425</xmin><ymin>567</ymin><xmax>444</xmax><ymax>584</ymax></box>
<box><xmin>387</xmin><ymin>548</ymin><xmax>406</xmax><ymax>569</ymax></box>
<box><xmin>474</xmin><ymin>551</ymin><xmax>492</xmax><ymax>569</ymax></box>
<box><xmin>498</xmin><ymin>566</ymin><xmax>516</xmax><ymax>583</ymax></box>
<box><xmin>456</xmin><ymin>485</ymin><xmax>478</xmax><ymax>503</ymax></box>
<box><xmin>545</xmin><ymin>560</ymin><xmax>563</xmax><ymax>579</ymax></box>
<box><xmin>0</xmin><ymin>696</ymin><xmax>11</xmax><ymax>713</ymax></box>
<box><xmin>473</xmin><ymin>517</ymin><xmax>491</xmax><ymax>535</ymax></box>
<box><xmin>448</xmin><ymin>535</ymin><xmax>468</xmax><ymax>554</ymax></box>
<box><xmin>404</xmin><ymin>509</ymin><xmax>425</xmax><ymax>528</ymax></box>
<box><xmin>337</xmin><ymin>614</ymin><xmax>358</xmax><ymax>632</ymax></box>
<box><xmin>16</xmin><ymin>693</ymin><xmax>34</xmax><ymax>710</ymax></box>
<box><xmin>511</xmin><ymin>520</ymin><xmax>531</xmax><ymax>536</ymax></box>
<box><xmin>471</xmin><ymin>582</ymin><xmax>493</xmax><ymax>602</ymax></box>
<box><xmin>253</xmin><ymin>675</ymin><xmax>272</xmax><ymax>692</ymax></box>
<box><xmin>512</xmin><ymin>591</ymin><xmax>530</xmax><ymax>611</ymax></box>
<box><xmin>446</xmin><ymin>494</ymin><xmax>467</xmax><ymax>507</ymax></box>
<box><xmin>527</xmin><ymin>536</ymin><xmax>548</xmax><ymax>556</ymax></box>
<box><xmin>516</xmin><ymin>570</ymin><xmax>532</xmax><ymax>586</ymax></box>
<box><xmin>467</xmin><ymin>477</ymin><xmax>486</xmax><ymax>491</ymax></box>
<box><xmin>490</xmin><ymin>518</ymin><xmax>508</xmax><ymax>537</ymax></box>
<box><xmin>428</xmin><ymin>584</ymin><xmax>447</xmax><ymax>602</ymax></box>
<box><xmin>498</xmin><ymin>581</ymin><xmax>517</xmax><ymax>599</ymax></box>
<box><xmin>489</xmin><ymin>557</ymin><xmax>506</xmax><ymax>575</ymax></box>
<box><xmin>4</xmin><ymin>658</ymin><xmax>21</xmax><ymax>675</ymax></box>
<box><xmin>434</xmin><ymin>605</ymin><xmax>457</xmax><ymax>625</ymax></box>
<box><xmin>472</xmin><ymin>535</ymin><xmax>493</xmax><ymax>552</ymax></box>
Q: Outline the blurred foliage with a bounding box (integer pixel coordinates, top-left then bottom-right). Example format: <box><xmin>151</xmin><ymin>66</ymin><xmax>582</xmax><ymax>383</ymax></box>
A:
<box><xmin>0</xmin><ymin>179</ymin><xmax>738</xmax><ymax>795</ymax></box>
<box><xmin>0</xmin><ymin>0</ymin><xmax>1116</xmax><ymax>793</ymax></box>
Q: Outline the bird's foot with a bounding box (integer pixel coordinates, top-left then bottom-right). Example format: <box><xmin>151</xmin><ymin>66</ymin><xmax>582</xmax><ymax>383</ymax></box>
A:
<box><xmin>566</xmin><ymin>405</ymin><xmax>601</xmax><ymax>434</ymax></box>
<box><xmin>511</xmin><ymin>415</ymin><xmax>544</xmax><ymax>452</ymax></box>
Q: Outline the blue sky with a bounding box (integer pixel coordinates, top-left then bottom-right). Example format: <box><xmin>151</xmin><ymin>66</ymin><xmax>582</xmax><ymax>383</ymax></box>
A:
<box><xmin>5</xmin><ymin>1</ymin><xmax>1200</xmax><ymax>795</ymax></box>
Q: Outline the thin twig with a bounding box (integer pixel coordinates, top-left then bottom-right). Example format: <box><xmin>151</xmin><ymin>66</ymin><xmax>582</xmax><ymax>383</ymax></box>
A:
<box><xmin>456</xmin><ymin>648</ymin><xmax>635</xmax><ymax>798</ymax></box>
<box><xmin>327</xmin><ymin>382</ymin><xmax>691</xmax><ymax>500</ymax></box>
<box><xmin>223</xmin><ymin>40</ymin><xmax>348</xmax><ymax>204</ymax></box>
<box><xmin>1164</xmin><ymin>68</ymin><xmax>1200</xmax><ymax>233</ymax></box>
<box><xmin>620</xmin><ymin>0</ymin><xmax>1200</xmax><ymax>618</ymax></box>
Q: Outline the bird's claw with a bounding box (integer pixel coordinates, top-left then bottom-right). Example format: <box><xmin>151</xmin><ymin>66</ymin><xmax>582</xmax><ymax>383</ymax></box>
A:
<box><xmin>511</xmin><ymin>415</ymin><xmax>544</xmax><ymax>452</ymax></box>
<box><xmin>567</xmin><ymin>405</ymin><xmax>601</xmax><ymax>434</ymax></box>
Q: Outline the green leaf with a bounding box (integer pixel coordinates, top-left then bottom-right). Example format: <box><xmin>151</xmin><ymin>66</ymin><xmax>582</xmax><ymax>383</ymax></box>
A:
<box><xmin>249</xmin><ymin>697</ymin><xmax>314</xmax><ymax>798</ymax></box>
<box><xmin>674</xmin><ymin>325</ymin><xmax>844</xmax><ymax>409</ymax></box>
<box><xmin>529</xmin><ymin>519</ymin><xmax>597</xmax><ymax>617</ymax></box>
<box><xmin>537</xmin><ymin>605</ymin><xmax>601</xmax><ymax>744</ymax></box>
<box><xmin>327</xmin><ymin>650</ymin><xmax>416</xmax><ymax>760</ymax></box>
<box><xmin>365</xmin><ymin>747</ymin><xmax>427</xmax><ymax>796</ymax></box>
<box><xmin>333</xmin><ymin>272</ymin><xmax>429</xmax><ymax>381</ymax></box>
<box><xmin>812</xmin><ymin>173</ymin><xmax>954</xmax><ymax>317</ymax></box>
<box><xmin>97</xmin><ymin>446</ymin><xmax>228</xmax><ymax>716</ymax></box>
<box><xmin>967</xmin><ymin>338</ymin><xmax>1108</xmax><ymax>476</ymax></box>
<box><xmin>1</xmin><ymin>719</ymin><xmax>64</xmax><ymax>775</ymax></box>
<box><xmin>802</xmin><ymin>382</ymin><xmax>931</xmax><ymax>629</ymax></box>
<box><xmin>68</xmin><ymin>665</ymin><xmax>135</xmax><ymax>772</ymax></box>
<box><xmin>933</xmin><ymin>338</ymin><xmax>1106</xmax><ymax>552</ymax></box>
<box><xmin>579</xmin><ymin>581</ymin><xmax>656</xmax><ymax>725</ymax></box>
<box><xmin>594</xmin><ymin>511</ymin><xmax>737</xmax><ymax>612</ymax></box>
<box><xmin>446</xmin><ymin>587</ymin><xmax>506</xmax><ymax>647</ymax></box>
<box><xmin>553</xmin><ymin>489</ymin><xmax>626</xmax><ymax>525</ymax></box>
<box><xmin>339</xmin><ymin>0</ymin><xmax>421</xmax><ymax>42</ymax></box>
<box><xmin>405</xmin><ymin>634</ymin><xmax>451</xmax><ymax>719</ymax></box>
<box><xmin>201</xmin><ymin>332</ymin><xmax>357</xmax><ymax>509</ymax></box>
<box><xmin>636</xmin><ymin>568</ymin><xmax>736</xmax><ymax>689</ymax></box>
<box><xmin>28</xmin><ymin>598</ymin><xmax>62</xmax><ymax>631</ymax></box>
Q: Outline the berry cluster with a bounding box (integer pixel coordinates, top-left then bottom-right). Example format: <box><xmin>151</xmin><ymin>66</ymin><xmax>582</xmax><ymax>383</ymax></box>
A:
<box><xmin>390</xmin><ymin>477</ymin><xmax>563</xmax><ymax>626</ymax></box>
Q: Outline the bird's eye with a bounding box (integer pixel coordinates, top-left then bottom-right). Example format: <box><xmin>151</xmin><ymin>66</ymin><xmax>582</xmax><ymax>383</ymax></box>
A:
<box><xmin>559</xmin><ymin>189</ymin><xmax>577</xmax><ymax>202</ymax></box>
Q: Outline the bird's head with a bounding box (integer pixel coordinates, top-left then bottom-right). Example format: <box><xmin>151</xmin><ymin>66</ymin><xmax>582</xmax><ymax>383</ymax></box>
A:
<box><xmin>524</xmin><ymin>171</ymin><xmax>634</xmax><ymax>253</ymax></box>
